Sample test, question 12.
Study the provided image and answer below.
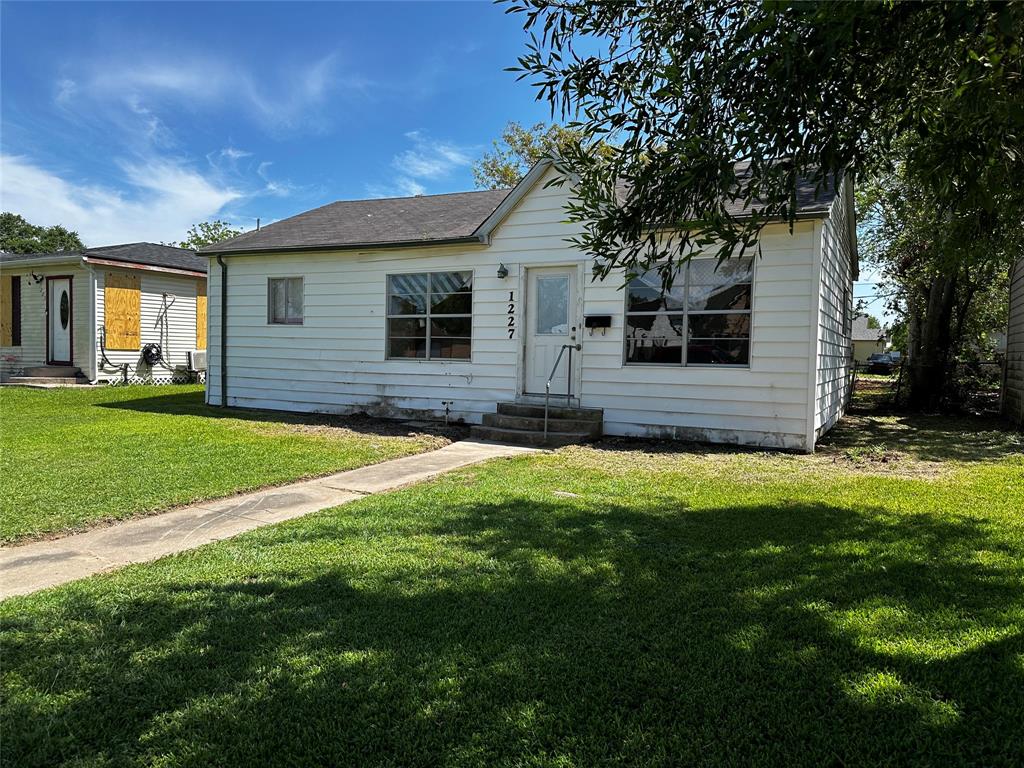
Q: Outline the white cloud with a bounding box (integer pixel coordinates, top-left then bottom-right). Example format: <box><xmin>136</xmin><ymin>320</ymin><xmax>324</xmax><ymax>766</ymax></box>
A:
<box><xmin>0</xmin><ymin>154</ymin><xmax>241</xmax><ymax>246</ymax></box>
<box><xmin>256</xmin><ymin>161</ymin><xmax>295</xmax><ymax>198</ymax></box>
<box><xmin>364</xmin><ymin>177</ymin><xmax>426</xmax><ymax>199</ymax></box>
<box><xmin>369</xmin><ymin>132</ymin><xmax>474</xmax><ymax>198</ymax></box>
<box><xmin>392</xmin><ymin>131</ymin><xmax>472</xmax><ymax>179</ymax></box>
<box><xmin>55</xmin><ymin>78</ymin><xmax>76</xmax><ymax>105</ymax></box>
<box><xmin>70</xmin><ymin>52</ymin><xmax>369</xmax><ymax>135</ymax></box>
<box><xmin>220</xmin><ymin>147</ymin><xmax>251</xmax><ymax>161</ymax></box>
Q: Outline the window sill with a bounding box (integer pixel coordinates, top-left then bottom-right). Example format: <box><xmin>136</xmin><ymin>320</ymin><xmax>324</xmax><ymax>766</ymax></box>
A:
<box><xmin>622</xmin><ymin>362</ymin><xmax>751</xmax><ymax>369</ymax></box>
<box><xmin>385</xmin><ymin>357</ymin><xmax>473</xmax><ymax>363</ymax></box>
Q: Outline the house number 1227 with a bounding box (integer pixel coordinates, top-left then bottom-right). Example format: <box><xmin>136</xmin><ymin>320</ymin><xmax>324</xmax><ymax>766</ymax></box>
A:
<box><xmin>507</xmin><ymin>291</ymin><xmax>516</xmax><ymax>339</ymax></box>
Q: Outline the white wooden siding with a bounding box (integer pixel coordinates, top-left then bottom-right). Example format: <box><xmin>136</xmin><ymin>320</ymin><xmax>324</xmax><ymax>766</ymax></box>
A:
<box><xmin>813</xmin><ymin>176</ymin><xmax>856</xmax><ymax>440</ymax></box>
<box><xmin>94</xmin><ymin>269</ymin><xmax>201</xmax><ymax>380</ymax></box>
<box><xmin>207</xmin><ymin>168</ymin><xmax>821</xmax><ymax>450</ymax></box>
<box><xmin>0</xmin><ymin>264</ymin><xmax>91</xmax><ymax>376</ymax></box>
<box><xmin>1003</xmin><ymin>258</ymin><xmax>1024</xmax><ymax>425</ymax></box>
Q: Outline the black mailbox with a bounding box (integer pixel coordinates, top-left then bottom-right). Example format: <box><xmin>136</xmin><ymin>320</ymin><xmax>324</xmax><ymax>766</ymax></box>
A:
<box><xmin>584</xmin><ymin>315</ymin><xmax>612</xmax><ymax>329</ymax></box>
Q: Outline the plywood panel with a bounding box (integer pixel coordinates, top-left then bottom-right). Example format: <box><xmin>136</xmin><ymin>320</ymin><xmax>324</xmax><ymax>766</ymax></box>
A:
<box><xmin>104</xmin><ymin>271</ymin><xmax>141</xmax><ymax>350</ymax></box>
<box><xmin>0</xmin><ymin>275</ymin><xmax>11</xmax><ymax>346</ymax></box>
<box><xmin>196</xmin><ymin>280</ymin><xmax>207</xmax><ymax>350</ymax></box>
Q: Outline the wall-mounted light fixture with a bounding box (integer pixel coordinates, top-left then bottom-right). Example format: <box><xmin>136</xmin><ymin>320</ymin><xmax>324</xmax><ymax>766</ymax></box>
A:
<box><xmin>30</xmin><ymin>272</ymin><xmax>44</xmax><ymax>284</ymax></box>
<box><xmin>496</xmin><ymin>263</ymin><xmax>509</xmax><ymax>279</ymax></box>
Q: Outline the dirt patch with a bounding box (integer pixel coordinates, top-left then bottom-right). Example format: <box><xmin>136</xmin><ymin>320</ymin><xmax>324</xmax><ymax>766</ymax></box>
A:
<box><xmin>551</xmin><ymin>432</ymin><xmax>954</xmax><ymax>482</ymax></box>
<box><xmin>809</xmin><ymin>445</ymin><xmax>949</xmax><ymax>479</ymax></box>
<box><xmin>254</xmin><ymin>414</ymin><xmax>467</xmax><ymax>449</ymax></box>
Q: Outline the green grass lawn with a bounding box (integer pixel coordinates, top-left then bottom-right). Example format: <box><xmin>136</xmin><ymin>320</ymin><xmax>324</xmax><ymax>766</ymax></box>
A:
<box><xmin>2</xmin><ymin>406</ymin><xmax>1022</xmax><ymax>766</ymax></box>
<box><xmin>0</xmin><ymin>385</ymin><xmax>450</xmax><ymax>542</ymax></box>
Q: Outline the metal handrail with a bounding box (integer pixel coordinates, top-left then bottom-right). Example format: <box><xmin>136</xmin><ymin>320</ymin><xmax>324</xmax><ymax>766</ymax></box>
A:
<box><xmin>544</xmin><ymin>342</ymin><xmax>582</xmax><ymax>440</ymax></box>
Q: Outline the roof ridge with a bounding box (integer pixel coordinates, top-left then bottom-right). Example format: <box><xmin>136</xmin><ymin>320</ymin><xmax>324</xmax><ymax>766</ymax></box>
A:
<box><xmin>322</xmin><ymin>187</ymin><xmax>511</xmax><ymax>206</ymax></box>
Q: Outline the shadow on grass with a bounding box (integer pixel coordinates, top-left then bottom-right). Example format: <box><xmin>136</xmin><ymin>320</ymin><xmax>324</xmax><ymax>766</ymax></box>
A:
<box><xmin>96</xmin><ymin>389</ymin><xmax>466</xmax><ymax>440</ymax></box>
<box><xmin>3</xmin><ymin>494</ymin><xmax>1022</xmax><ymax>766</ymax></box>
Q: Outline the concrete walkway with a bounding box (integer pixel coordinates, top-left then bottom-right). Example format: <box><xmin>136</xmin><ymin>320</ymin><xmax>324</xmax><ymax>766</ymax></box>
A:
<box><xmin>0</xmin><ymin>440</ymin><xmax>537</xmax><ymax>600</ymax></box>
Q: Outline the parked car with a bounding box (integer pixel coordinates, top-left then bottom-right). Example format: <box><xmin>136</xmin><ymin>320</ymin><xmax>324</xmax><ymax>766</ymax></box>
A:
<box><xmin>866</xmin><ymin>353</ymin><xmax>896</xmax><ymax>374</ymax></box>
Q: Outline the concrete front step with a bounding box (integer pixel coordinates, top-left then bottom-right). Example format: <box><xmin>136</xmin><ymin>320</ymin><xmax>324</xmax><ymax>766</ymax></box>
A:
<box><xmin>482</xmin><ymin>411</ymin><xmax>602</xmax><ymax>438</ymax></box>
<box><xmin>469</xmin><ymin>425</ymin><xmax>593</xmax><ymax>448</ymax></box>
<box><xmin>496</xmin><ymin>401</ymin><xmax>603</xmax><ymax>422</ymax></box>
<box><xmin>24</xmin><ymin>365</ymin><xmax>83</xmax><ymax>378</ymax></box>
<box><xmin>471</xmin><ymin>402</ymin><xmax>604</xmax><ymax>447</ymax></box>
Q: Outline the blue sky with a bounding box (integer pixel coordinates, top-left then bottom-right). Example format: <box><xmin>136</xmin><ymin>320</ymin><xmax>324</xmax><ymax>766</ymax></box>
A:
<box><xmin>1</xmin><ymin>1</ymin><xmax>886</xmax><ymax>319</ymax></box>
<box><xmin>0</xmin><ymin>1</ymin><xmax>552</xmax><ymax>245</ymax></box>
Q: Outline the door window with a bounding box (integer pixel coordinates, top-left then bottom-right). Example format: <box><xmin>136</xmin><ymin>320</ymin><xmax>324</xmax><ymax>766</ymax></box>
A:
<box><xmin>535</xmin><ymin>276</ymin><xmax>569</xmax><ymax>335</ymax></box>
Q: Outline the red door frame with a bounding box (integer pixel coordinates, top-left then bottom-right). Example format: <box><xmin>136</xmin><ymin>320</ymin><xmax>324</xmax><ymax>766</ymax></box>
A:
<box><xmin>45</xmin><ymin>275</ymin><xmax>74</xmax><ymax>365</ymax></box>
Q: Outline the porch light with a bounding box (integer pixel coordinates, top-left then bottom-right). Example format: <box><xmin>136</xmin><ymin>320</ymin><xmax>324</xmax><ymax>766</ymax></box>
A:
<box><xmin>497</xmin><ymin>263</ymin><xmax>509</xmax><ymax>279</ymax></box>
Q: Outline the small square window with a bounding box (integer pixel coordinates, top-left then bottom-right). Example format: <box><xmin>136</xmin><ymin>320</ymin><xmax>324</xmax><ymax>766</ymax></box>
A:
<box><xmin>268</xmin><ymin>277</ymin><xmax>303</xmax><ymax>324</ymax></box>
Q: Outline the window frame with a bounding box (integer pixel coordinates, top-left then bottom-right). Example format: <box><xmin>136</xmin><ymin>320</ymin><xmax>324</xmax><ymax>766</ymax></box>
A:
<box><xmin>623</xmin><ymin>258</ymin><xmax>754</xmax><ymax>368</ymax></box>
<box><xmin>267</xmin><ymin>277</ymin><xmax>304</xmax><ymax>325</ymax></box>
<box><xmin>385</xmin><ymin>269</ymin><xmax>473</xmax><ymax>362</ymax></box>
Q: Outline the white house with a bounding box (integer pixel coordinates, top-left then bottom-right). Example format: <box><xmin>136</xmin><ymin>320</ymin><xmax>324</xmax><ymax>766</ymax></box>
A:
<box><xmin>1003</xmin><ymin>257</ymin><xmax>1024</xmax><ymax>425</ymax></box>
<box><xmin>0</xmin><ymin>243</ymin><xmax>207</xmax><ymax>384</ymax></box>
<box><xmin>201</xmin><ymin>163</ymin><xmax>857</xmax><ymax>452</ymax></box>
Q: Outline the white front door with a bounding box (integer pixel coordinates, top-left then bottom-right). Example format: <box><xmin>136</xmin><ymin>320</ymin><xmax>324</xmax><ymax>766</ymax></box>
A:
<box><xmin>524</xmin><ymin>267</ymin><xmax>577</xmax><ymax>395</ymax></box>
<box><xmin>48</xmin><ymin>277</ymin><xmax>72</xmax><ymax>364</ymax></box>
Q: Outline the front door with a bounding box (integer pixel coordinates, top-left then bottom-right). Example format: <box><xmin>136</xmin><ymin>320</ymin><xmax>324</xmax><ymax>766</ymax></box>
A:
<box><xmin>524</xmin><ymin>267</ymin><xmax>577</xmax><ymax>395</ymax></box>
<box><xmin>47</xmin><ymin>277</ymin><xmax>72</xmax><ymax>365</ymax></box>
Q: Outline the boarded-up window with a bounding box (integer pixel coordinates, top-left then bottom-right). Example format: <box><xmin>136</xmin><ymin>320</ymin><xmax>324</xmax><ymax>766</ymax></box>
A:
<box><xmin>1</xmin><ymin>275</ymin><xmax>21</xmax><ymax>346</ymax></box>
<box><xmin>104</xmin><ymin>271</ymin><xmax>141</xmax><ymax>350</ymax></box>
<box><xmin>196</xmin><ymin>280</ymin><xmax>207</xmax><ymax>350</ymax></box>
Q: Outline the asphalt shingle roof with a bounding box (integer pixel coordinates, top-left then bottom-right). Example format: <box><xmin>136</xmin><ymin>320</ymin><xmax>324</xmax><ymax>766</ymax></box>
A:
<box><xmin>0</xmin><ymin>242</ymin><xmax>206</xmax><ymax>273</ymax></box>
<box><xmin>851</xmin><ymin>315</ymin><xmax>886</xmax><ymax>342</ymax></box>
<box><xmin>614</xmin><ymin>162</ymin><xmax>838</xmax><ymax>218</ymax></box>
<box><xmin>200</xmin><ymin>162</ymin><xmax>839</xmax><ymax>256</ymax></box>
<box><xmin>203</xmin><ymin>189</ymin><xmax>512</xmax><ymax>255</ymax></box>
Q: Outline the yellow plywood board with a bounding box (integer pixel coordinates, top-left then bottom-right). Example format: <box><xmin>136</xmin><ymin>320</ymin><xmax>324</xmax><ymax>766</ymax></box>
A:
<box><xmin>104</xmin><ymin>271</ymin><xmax>141</xmax><ymax>350</ymax></box>
<box><xmin>196</xmin><ymin>280</ymin><xmax>207</xmax><ymax>350</ymax></box>
<box><xmin>0</xmin><ymin>276</ymin><xmax>12</xmax><ymax>347</ymax></box>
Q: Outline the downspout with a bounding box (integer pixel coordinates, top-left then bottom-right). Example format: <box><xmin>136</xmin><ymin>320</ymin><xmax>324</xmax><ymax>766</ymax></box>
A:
<box><xmin>217</xmin><ymin>254</ymin><xmax>228</xmax><ymax>406</ymax></box>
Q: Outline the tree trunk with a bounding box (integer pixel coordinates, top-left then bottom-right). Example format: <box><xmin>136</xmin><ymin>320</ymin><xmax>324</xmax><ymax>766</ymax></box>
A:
<box><xmin>906</xmin><ymin>272</ymin><xmax>958</xmax><ymax>411</ymax></box>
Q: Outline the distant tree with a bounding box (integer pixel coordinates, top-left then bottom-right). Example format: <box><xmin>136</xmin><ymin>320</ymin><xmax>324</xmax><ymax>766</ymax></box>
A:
<box><xmin>0</xmin><ymin>212</ymin><xmax>84</xmax><ymax>253</ymax></box>
<box><xmin>859</xmin><ymin>140</ymin><xmax>1017</xmax><ymax>409</ymax></box>
<box><xmin>473</xmin><ymin>121</ymin><xmax>611</xmax><ymax>189</ymax></box>
<box><xmin>175</xmin><ymin>220</ymin><xmax>242</xmax><ymax>250</ymax></box>
<box><xmin>866</xmin><ymin>316</ymin><xmax>881</xmax><ymax>330</ymax></box>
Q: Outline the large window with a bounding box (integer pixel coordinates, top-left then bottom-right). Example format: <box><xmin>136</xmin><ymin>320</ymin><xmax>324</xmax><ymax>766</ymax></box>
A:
<box><xmin>387</xmin><ymin>271</ymin><xmax>472</xmax><ymax>360</ymax></box>
<box><xmin>625</xmin><ymin>258</ymin><xmax>752</xmax><ymax>366</ymax></box>
<box><xmin>268</xmin><ymin>277</ymin><xmax>303</xmax><ymax>325</ymax></box>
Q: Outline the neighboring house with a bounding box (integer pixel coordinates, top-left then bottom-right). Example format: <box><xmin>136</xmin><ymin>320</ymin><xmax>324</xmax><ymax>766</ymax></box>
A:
<box><xmin>0</xmin><ymin>243</ymin><xmax>207</xmax><ymax>383</ymax></box>
<box><xmin>1003</xmin><ymin>257</ymin><xmax>1024</xmax><ymax>425</ymax></box>
<box><xmin>851</xmin><ymin>315</ymin><xmax>888</xmax><ymax>363</ymax></box>
<box><xmin>201</xmin><ymin>162</ymin><xmax>857</xmax><ymax>452</ymax></box>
